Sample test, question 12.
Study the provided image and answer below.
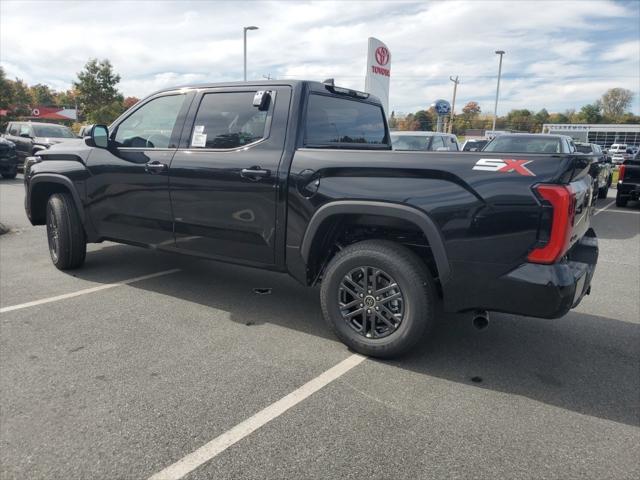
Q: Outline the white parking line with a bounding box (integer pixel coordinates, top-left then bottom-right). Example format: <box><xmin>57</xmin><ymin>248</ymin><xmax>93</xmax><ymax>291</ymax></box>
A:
<box><xmin>0</xmin><ymin>269</ymin><xmax>180</xmax><ymax>314</ymax></box>
<box><xmin>594</xmin><ymin>200</ymin><xmax>616</xmax><ymax>216</ymax></box>
<box><xmin>148</xmin><ymin>353</ymin><xmax>367</xmax><ymax>480</ymax></box>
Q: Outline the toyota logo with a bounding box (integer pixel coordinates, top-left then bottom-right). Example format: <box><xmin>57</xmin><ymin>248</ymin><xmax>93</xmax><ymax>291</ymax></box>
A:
<box><xmin>375</xmin><ymin>46</ymin><xmax>390</xmax><ymax>66</ymax></box>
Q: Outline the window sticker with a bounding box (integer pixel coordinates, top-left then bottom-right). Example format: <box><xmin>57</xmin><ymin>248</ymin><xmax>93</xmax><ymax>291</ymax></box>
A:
<box><xmin>192</xmin><ymin>125</ymin><xmax>206</xmax><ymax>147</ymax></box>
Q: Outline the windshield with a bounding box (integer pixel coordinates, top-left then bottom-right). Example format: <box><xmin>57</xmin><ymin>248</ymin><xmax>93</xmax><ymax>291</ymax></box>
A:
<box><xmin>391</xmin><ymin>135</ymin><xmax>431</xmax><ymax>151</ymax></box>
<box><xmin>32</xmin><ymin>125</ymin><xmax>75</xmax><ymax>138</ymax></box>
<box><xmin>484</xmin><ymin>136</ymin><xmax>560</xmax><ymax>153</ymax></box>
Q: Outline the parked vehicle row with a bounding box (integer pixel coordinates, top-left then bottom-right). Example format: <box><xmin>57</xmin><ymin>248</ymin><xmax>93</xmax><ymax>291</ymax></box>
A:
<box><xmin>2</xmin><ymin>121</ymin><xmax>77</xmax><ymax>171</ymax></box>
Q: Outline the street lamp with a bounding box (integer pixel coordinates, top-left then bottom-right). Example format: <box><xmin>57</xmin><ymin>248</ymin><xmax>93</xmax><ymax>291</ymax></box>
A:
<box><xmin>492</xmin><ymin>50</ymin><xmax>505</xmax><ymax>132</ymax></box>
<box><xmin>243</xmin><ymin>26</ymin><xmax>259</xmax><ymax>82</ymax></box>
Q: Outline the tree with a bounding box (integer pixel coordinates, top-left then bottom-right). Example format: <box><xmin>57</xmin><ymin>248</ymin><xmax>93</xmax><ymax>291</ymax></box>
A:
<box><xmin>462</xmin><ymin>101</ymin><xmax>481</xmax><ymax>116</ymax></box>
<box><xmin>577</xmin><ymin>103</ymin><xmax>602</xmax><ymax>124</ymax></box>
<box><xmin>11</xmin><ymin>79</ymin><xmax>33</xmax><ymax>117</ymax></box>
<box><xmin>414</xmin><ymin>109</ymin><xmax>435</xmax><ymax>131</ymax></box>
<box><xmin>505</xmin><ymin>109</ymin><xmax>533</xmax><ymax>131</ymax></box>
<box><xmin>0</xmin><ymin>67</ymin><xmax>13</xmax><ymax>109</ymax></box>
<box><xmin>548</xmin><ymin>112</ymin><xmax>569</xmax><ymax>124</ymax></box>
<box><xmin>73</xmin><ymin>58</ymin><xmax>124</xmax><ymax>123</ymax></box>
<box><xmin>123</xmin><ymin>96</ymin><xmax>140</xmax><ymax>109</ymax></box>
<box><xmin>599</xmin><ymin>88</ymin><xmax>634</xmax><ymax>119</ymax></box>
<box><xmin>55</xmin><ymin>89</ymin><xmax>78</xmax><ymax>108</ymax></box>
<box><xmin>30</xmin><ymin>83</ymin><xmax>56</xmax><ymax>105</ymax></box>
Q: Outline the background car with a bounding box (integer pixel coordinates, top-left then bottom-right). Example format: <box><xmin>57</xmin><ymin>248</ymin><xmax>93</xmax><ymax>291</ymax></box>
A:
<box><xmin>462</xmin><ymin>139</ymin><xmax>489</xmax><ymax>151</ymax></box>
<box><xmin>482</xmin><ymin>134</ymin><xmax>577</xmax><ymax>154</ymax></box>
<box><xmin>3</xmin><ymin>121</ymin><xmax>77</xmax><ymax>169</ymax></box>
<box><xmin>0</xmin><ymin>137</ymin><xmax>18</xmax><ymax>179</ymax></box>
<box><xmin>390</xmin><ymin>131</ymin><xmax>460</xmax><ymax>151</ymax></box>
<box><xmin>616</xmin><ymin>149</ymin><xmax>640</xmax><ymax>207</ymax></box>
<box><xmin>575</xmin><ymin>142</ymin><xmax>613</xmax><ymax>199</ymax></box>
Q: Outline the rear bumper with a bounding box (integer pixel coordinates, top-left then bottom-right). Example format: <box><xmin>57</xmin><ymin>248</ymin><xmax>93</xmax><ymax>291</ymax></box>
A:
<box><xmin>617</xmin><ymin>182</ymin><xmax>640</xmax><ymax>199</ymax></box>
<box><xmin>498</xmin><ymin>229</ymin><xmax>598</xmax><ymax>318</ymax></box>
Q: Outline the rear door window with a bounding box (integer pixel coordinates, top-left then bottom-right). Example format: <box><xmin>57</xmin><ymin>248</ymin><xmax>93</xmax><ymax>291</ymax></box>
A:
<box><xmin>304</xmin><ymin>94</ymin><xmax>388</xmax><ymax>148</ymax></box>
<box><xmin>189</xmin><ymin>91</ymin><xmax>269</xmax><ymax>149</ymax></box>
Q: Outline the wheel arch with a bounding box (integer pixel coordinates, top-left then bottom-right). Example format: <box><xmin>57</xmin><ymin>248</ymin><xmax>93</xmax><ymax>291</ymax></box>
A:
<box><xmin>300</xmin><ymin>201</ymin><xmax>451</xmax><ymax>284</ymax></box>
<box><xmin>29</xmin><ymin>174</ymin><xmax>85</xmax><ymax>225</ymax></box>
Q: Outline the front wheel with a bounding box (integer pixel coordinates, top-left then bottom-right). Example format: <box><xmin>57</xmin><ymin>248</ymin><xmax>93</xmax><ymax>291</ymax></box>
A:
<box><xmin>46</xmin><ymin>193</ymin><xmax>86</xmax><ymax>269</ymax></box>
<box><xmin>1</xmin><ymin>171</ymin><xmax>17</xmax><ymax>179</ymax></box>
<box><xmin>320</xmin><ymin>240</ymin><xmax>436</xmax><ymax>358</ymax></box>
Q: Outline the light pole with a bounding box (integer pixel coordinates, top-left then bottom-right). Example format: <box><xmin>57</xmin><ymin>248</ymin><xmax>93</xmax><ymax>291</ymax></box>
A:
<box><xmin>448</xmin><ymin>75</ymin><xmax>459</xmax><ymax>134</ymax></box>
<box><xmin>492</xmin><ymin>50</ymin><xmax>505</xmax><ymax>132</ymax></box>
<box><xmin>243</xmin><ymin>26</ymin><xmax>259</xmax><ymax>82</ymax></box>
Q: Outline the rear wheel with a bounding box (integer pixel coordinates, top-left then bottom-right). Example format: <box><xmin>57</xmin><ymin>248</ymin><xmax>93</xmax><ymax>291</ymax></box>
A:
<box><xmin>1</xmin><ymin>170</ymin><xmax>17</xmax><ymax>179</ymax></box>
<box><xmin>615</xmin><ymin>191</ymin><xmax>628</xmax><ymax>208</ymax></box>
<box><xmin>320</xmin><ymin>240</ymin><xmax>436</xmax><ymax>358</ymax></box>
<box><xmin>46</xmin><ymin>193</ymin><xmax>86</xmax><ymax>269</ymax></box>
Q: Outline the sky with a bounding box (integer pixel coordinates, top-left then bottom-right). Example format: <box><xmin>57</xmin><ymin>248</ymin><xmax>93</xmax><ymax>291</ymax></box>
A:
<box><xmin>1</xmin><ymin>0</ymin><xmax>639</xmax><ymax>115</ymax></box>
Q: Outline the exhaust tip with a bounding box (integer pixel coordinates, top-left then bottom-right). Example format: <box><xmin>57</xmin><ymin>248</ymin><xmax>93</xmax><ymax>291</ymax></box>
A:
<box><xmin>472</xmin><ymin>311</ymin><xmax>489</xmax><ymax>330</ymax></box>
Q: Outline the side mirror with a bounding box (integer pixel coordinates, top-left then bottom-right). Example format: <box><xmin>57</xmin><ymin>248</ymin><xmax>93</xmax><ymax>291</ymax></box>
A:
<box><xmin>91</xmin><ymin>124</ymin><xmax>109</xmax><ymax>149</ymax></box>
<box><xmin>20</xmin><ymin>132</ymin><xmax>31</xmax><ymax>138</ymax></box>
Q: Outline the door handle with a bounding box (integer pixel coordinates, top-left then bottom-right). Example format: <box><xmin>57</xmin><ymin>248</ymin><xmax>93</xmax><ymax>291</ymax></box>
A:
<box><xmin>145</xmin><ymin>160</ymin><xmax>168</xmax><ymax>174</ymax></box>
<box><xmin>241</xmin><ymin>166</ymin><xmax>271</xmax><ymax>180</ymax></box>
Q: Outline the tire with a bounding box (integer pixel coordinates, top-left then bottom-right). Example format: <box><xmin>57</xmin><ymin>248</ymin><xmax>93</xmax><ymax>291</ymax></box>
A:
<box><xmin>598</xmin><ymin>184</ymin><xmax>609</xmax><ymax>199</ymax></box>
<box><xmin>615</xmin><ymin>192</ymin><xmax>628</xmax><ymax>208</ymax></box>
<box><xmin>46</xmin><ymin>193</ymin><xmax>86</xmax><ymax>269</ymax></box>
<box><xmin>1</xmin><ymin>171</ymin><xmax>17</xmax><ymax>179</ymax></box>
<box><xmin>320</xmin><ymin>240</ymin><xmax>436</xmax><ymax>358</ymax></box>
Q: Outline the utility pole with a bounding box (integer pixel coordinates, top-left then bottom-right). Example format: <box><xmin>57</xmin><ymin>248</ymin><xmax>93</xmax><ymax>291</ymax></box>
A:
<box><xmin>448</xmin><ymin>75</ymin><xmax>459</xmax><ymax>134</ymax></box>
<box><xmin>492</xmin><ymin>50</ymin><xmax>505</xmax><ymax>132</ymax></box>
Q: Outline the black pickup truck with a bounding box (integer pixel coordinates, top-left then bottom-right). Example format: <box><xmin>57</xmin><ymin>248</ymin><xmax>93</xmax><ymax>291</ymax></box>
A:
<box><xmin>23</xmin><ymin>80</ymin><xmax>598</xmax><ymax>357</ymax></box>
<box><xmin>616</xmin><ymin>150</ymin><xmax>640</xmax><ymax>207</ymax></box>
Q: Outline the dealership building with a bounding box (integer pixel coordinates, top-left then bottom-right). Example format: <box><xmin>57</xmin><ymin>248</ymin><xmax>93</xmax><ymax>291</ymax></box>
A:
<box><xmin>541</xmin><ymin>123</ymin><xmax>640</xmax><ymax>148</ymax></box>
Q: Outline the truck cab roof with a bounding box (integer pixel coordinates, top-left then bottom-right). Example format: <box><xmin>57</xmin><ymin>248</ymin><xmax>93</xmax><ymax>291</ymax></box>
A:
<box><xmin>150</xmin><ymin>80</ymin><xmax>383</xmax><ymax>106</ymax></box>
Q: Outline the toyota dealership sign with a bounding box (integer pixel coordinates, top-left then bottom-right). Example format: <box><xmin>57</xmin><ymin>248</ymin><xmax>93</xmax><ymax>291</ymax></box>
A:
<box><xmin>364</xmin><ymin>37</ymin><xmax>391</xmax><ymax>114</ymax></box>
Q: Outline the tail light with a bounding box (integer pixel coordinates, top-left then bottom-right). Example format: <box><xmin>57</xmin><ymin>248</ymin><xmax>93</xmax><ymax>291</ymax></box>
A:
<box><xmin>528</xmin><ymin>184</ymin><xmax>576</xmax><ymax>264</ymax></box>
<box><xmin>618</xmin><ymin>165</ymin><xmax>626</xmax><ymax>183</ymax></box>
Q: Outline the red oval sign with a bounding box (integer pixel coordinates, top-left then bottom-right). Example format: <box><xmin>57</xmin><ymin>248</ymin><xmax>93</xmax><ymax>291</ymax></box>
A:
<box><xmin>375</xmin><ymin>46</ymin><xmax>390</xmax><ymax>66</ymax></box>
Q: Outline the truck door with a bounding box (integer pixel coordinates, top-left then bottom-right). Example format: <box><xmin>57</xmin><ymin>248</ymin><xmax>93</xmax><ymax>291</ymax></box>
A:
<box><xmin>85</xmin><ymin>92</ymin><xmax>192</xmax><ymax>246</ymax></box>
<box><xmin>168</xmin><ymin>86</ymin><xmax>291</xmax><ymax>266</ymax></box>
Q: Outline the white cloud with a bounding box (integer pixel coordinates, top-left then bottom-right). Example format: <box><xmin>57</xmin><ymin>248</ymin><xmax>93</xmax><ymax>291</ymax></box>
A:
<box><xmin>0</xmin><ymin>0</ymin><xmax>638</xmax><ymax>114</ymax></box>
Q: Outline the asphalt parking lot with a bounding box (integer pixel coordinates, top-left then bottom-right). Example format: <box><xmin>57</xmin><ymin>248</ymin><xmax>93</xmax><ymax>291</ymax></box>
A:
<box><xmin>1</xmin><ymin>175</ymin><xmax>639</xmax><ymax>480</ymax></box>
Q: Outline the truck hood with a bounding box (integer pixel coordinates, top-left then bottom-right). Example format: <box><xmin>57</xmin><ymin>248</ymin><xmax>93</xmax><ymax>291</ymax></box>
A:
<box><xmin>39</xmin><ymin>138</ymin><xmax>84</xmax><ymax>149</ymax></box>
<box><xmin>34</xmin><ymin>137</ymin><xmax>81</xmax><ymax>147</ymax></box>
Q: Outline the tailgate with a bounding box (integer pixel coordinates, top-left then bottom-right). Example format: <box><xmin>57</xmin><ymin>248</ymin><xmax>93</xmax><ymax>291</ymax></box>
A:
<box><xmin>622</xmin><ymin>160</ymin><xmax>640</xmax><ymax>182</ymax></box>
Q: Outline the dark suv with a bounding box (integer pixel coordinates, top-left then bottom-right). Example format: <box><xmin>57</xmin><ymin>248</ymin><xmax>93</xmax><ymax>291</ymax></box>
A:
<box><xmin>3</xmin><ymin>121</ymin><xmax>76</xmax><ymax>169</ymax></box>
<box><xmin>0</xmin><ymin>137</ymin><xmax>19</xmax><ymax>179</ymax></box>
